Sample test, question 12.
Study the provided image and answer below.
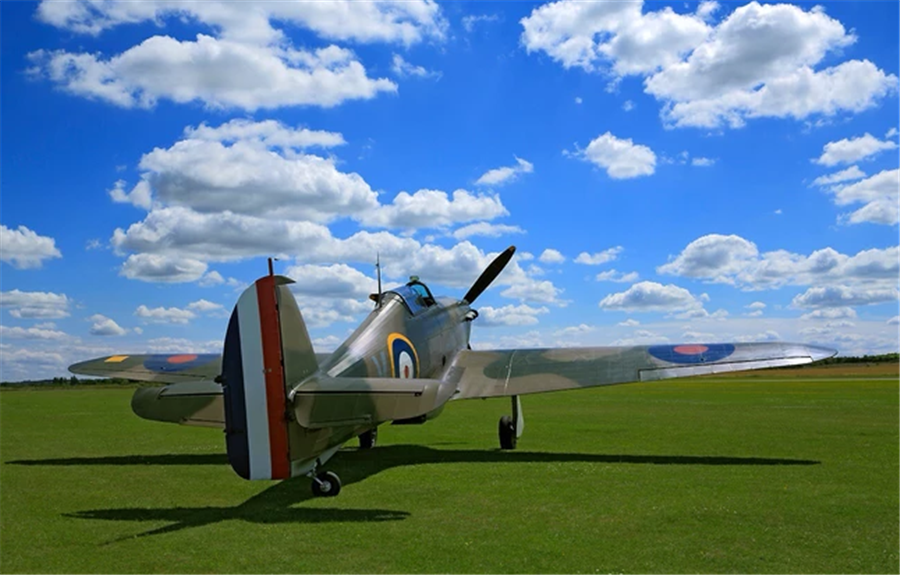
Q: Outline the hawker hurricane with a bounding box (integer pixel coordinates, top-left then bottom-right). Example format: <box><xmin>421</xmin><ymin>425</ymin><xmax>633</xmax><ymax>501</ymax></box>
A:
<box><xmin>70</xmin><ymin>247</ymin><xmax>835</xmax><ymax>496</ymax></box>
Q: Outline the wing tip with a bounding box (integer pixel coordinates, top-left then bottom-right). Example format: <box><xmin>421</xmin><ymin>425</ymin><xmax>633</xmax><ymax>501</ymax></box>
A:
<box><xmin>67</xmin><ymin>359</ymin><xmax>97</xmax><ymax>376</ymax></box>
<box><xmin>805</xmin><ymin>344</ymin><xmax>838</xmax><ymax>363</ymax></box>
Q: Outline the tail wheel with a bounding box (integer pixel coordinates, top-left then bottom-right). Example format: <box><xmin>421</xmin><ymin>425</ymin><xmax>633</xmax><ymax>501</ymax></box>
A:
<box><xmin>359</xmin><ymin>428</ymin><xmax>377</xmax><ymax>449</ymax></box>
<box><xmin>311</xmin><ymin>471</ymin><xmax>342</xmax><ymax>497</ymax></box>
<box><xmin>499</xmin><ymin>415</ymin><xmax>517</xmax><ymax>450</ymax></box>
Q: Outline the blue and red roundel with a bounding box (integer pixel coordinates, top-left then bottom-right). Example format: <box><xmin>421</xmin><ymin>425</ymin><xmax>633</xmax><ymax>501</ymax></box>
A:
<box><xmin>143</xmin><ymin>354</ymin><xmax>218</xmax><ymax>373</ymax></box>
<box><xmin>648</xmin><ymin>344</ymin><xmax>735</xmax><ymax>365</ymax></box>
<box><xmin>388</xmin><ymin>333</ymin><xmax>419</xmax><ymax>379</ymax></box>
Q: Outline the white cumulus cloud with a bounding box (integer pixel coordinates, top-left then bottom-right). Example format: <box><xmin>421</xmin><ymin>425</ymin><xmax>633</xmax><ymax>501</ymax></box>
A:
<box><xmin>361</xmin><ymin>189</ymin><xmax>508</xmax><ymax>229</ymax></box>
<box><xmin>0</xmin><ymin>225</ymin><xmax>62</xmax><ymax>269</ymax></box>
<box><xmin>538</xmin><ymin>249</ymin><xmax>566</xmax><ymax>264</ymax></box>
<box><xmin>599</xmin><ymin>281</ymin><xmax>706</xmax><ymax>313</ymax></box>
<box><xmin>575</xmin><ymin>246</ymin><xmax>623</xmax><ymax>265</ymax></box>
<box><xmin>657</xmin><ymin>234</ymin><xmax>900</xmax><ymax>289</ymax></box>
<box><xmin>28</xmin><ymin>38</ymin><xmax>397</xmax><ymax>111</ymax></box>
<box><xmin>88</xmin><ymin>314</ymin><xmax>127</xmax><ymax>336</ymax></box>
<box><xmin>186</xmin><ymin>119</ymin><xmax>345</xmax><ymax>150</ymax></box>
<box><xmin>451</xmin><ymin>223</ymin><xmax>525</xmax><ymax>240</ymax></box>
<box><xmin>801</xmin><ymin>307</ymin><xmax>858</xmax><ymax>321</ymax></box>
<box><xmin>830</xmin><ymin>169</ymin><xmax>899</xmax><ymax>226</ymax></box>
<box><xmin>130</xmin><ymin>123</ymin><xmax>379</xmax><ymax>222</ymax></box>
<box><xmin>520</xmin><ymin>0</ymin><xmax>710</xmax><ymax>74</ymax></box>
<box><xmin>0</xmin><ymin>325</ymin><xmax>68</xmax><ymax>340</ymax></box>
<box><xmin>199</xmin><ymin>271</ymin><xmax>225</xmax><ymax>287</ymax></box>
<box><xmin>595</xmin><ymin>269</ymin><xmax>639</xmax><ymax>283</ymax></box>
<box><xmin>135</xmin><ymin>305</ymin><xmax>196</xmax><ymax>324</ymax></box>
<box><xmin>812</xmin><ymin>165</ymin><xmax>866</xmax><ymax>187</ymax></box>
<box><xmin>36</xmin><ymin>1</ymin><xmax>446</xmax><ymax>45</ymax></box>
<box><xmin>571</xmin><ymin>132</ymin><xmax>656</xmax><ymax>179</ymax></box>
<box><xmin>0</xmin><ymin>290</ymin><xmax>70</xmax><ymax>319</ymax></box>
<box><xmin>107</xmin><ymin>119</ymin><xmax>518</xmax><ymax>282</ymax></box>
<box><xmin>522</xmin><ymin>1</ymin><xmax>898</xmax><ymax>129</ymax></box>
<box><xmin>30</xmin><ymin>1</ymin><xmax>449</xmax><ymax>111</ymax></box>
<box><xmin>792</xmin><ymin>286</ymin><xmax>899</xmax><ymax>309</ymax></box>
<box><xmin>814</xmin><ymin>133</ymin><xmax>898</xmax><ymax>166</ymax></box>
<box><xmin>462</xmin><ymin>14</ymin><xmax>500</xmax><ymax>33</ymax></box>
<box><xmin>120</xmin><ymin>253</ymin><xmax>209</xmax><ymax>283</ymax></box>
<box><xmin>475</xmin><ymin>157</ymin><xmax>534</xmax><ymax>186</ymax></box>
<box><xmin>284</xmin><ymin>264</ymin><xmax>377</xmax><ymax>299</ymax></box>
<box><xmin>187</xmin><ymin>299</ymin><xmax>224</xmax><ymax>313</ymax></box>
<box><xmin>391</xmin><ymin>54</ymin><xmax>441</xmax><ymax>79</ymax></box>
<box><xmin>479</xmin><ymin>304</ymin><xmax>549</xmax><ymax>327</ymax></box>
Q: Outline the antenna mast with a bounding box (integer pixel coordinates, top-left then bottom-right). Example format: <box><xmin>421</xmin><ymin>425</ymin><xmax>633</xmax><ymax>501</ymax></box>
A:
<box><xmin>376</xmin><ymin>253</ymin><xmax>382</xmax><ymax>308</ymax></box>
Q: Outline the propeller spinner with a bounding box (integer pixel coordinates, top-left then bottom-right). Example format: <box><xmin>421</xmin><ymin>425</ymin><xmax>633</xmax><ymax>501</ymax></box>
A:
<box><xmin>462</xmin><ymin>245</ymin><xmax>516</xmax><ymax>305</ymax></box>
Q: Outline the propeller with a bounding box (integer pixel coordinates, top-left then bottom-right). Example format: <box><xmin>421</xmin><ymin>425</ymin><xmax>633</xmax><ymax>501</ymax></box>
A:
<box><xmin>462</xmin><ymin>245</ymin><xmax>516</xmax><ymax>305</ymax></box>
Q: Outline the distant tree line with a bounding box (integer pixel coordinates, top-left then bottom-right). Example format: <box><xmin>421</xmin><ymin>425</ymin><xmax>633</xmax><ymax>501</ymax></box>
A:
<box><xmin>816</xmin><ymin>353</ymin><xmax>898</xmax><ymax>365</ymax></box>
<box><xmin>0</xmin><ymin>376</ymin><xmax>138</xmax><ymax>387</ymax></box>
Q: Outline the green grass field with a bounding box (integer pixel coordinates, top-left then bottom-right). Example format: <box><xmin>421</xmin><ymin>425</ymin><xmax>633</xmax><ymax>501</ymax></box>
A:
<box><xmin>1</xmin><ymin>373</ymin><xmax>897</xmax><ymax>573</ymax></box>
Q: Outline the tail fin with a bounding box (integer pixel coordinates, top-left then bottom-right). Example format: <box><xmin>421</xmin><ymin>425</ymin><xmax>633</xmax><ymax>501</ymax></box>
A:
<box><xmin>221</xmin><ymin>275</ymin><xmax>316</xmax><ymax>480</ymax></box>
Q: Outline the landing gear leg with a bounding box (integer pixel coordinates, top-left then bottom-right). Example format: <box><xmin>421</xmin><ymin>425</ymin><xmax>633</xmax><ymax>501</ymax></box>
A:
<box><xmin>310</xmin><ymin>470</ymin><xmax>342</xmax><ymax>497</ymax></box>
<box><xmin>359</xmin><ymin>428</ymin><xmax>377</xmax><ymax>449</ymax></box>
<box><xmin>498</xmin><ymin>395</ymin><xmax>524</xmax><ymax>450</ymax></box>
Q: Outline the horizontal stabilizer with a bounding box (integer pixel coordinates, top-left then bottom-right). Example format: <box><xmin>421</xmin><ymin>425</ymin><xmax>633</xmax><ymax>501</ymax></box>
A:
<box><xmin>131</xmin><ymin>381</ymin><xmax>223</xmax><ymax>428</ymax></box>
<box><xmin>290</xmin><ymin>376</ymin><xmax>446</xmax><ymax>429</ymax></box>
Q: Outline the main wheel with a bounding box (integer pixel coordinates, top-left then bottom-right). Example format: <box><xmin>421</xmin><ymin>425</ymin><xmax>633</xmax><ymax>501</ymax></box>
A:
<box><xmin>311</xmin><ymin>471</ymin><xmax>342</xmax><ymax>497</ymax></box>
<box><xmin>499</xmin><ymin>415</ymin><xmax>517</xmax><ymax>450</ymax></box>
<box><xmin>359</xmin><ymin>428</ymin><xmax>377</xmax><ymax>449</ymax></box>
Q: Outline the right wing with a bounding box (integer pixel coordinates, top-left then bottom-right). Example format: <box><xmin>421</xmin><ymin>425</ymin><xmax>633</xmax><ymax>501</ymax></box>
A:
<box><xmin>448</xmin><ymin>342</ymin><xmax>836</xmax><ymax>400</ymax></box>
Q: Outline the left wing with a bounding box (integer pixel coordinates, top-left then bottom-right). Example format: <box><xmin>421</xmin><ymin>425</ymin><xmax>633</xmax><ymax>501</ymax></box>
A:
<box><xmin>69</xmin><ymin>353</ymin><xmax>222</xmax><ymax>384</ymax></box>
<box><xmin>448</xmin><ymin>342</ymin><xmax>835</xmax><ymax>400</ymax></box>
<box><xmin>68</xmin><ymin>352</ymin><xmax>333</xmax><ymax>384</ymax></box>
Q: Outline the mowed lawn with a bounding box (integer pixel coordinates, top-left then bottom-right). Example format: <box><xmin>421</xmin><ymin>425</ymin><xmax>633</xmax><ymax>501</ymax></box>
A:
<box><xmin>1</xmin><ymin>372</ymin><xmax>897</xmax><ymax>573</ymax></box>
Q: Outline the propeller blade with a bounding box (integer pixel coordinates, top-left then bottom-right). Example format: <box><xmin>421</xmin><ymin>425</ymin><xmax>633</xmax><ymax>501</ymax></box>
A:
<box><xmin>463</xmin><ymin>245</ymin><xmax>516</xmax><ymax>304</ymax></box>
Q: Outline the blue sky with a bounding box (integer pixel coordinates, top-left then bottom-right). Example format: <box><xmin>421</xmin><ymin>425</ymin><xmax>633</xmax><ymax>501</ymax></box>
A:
<box><xmin>1</xmin><ymin>0</ymin><xmax>898</xmax><ymax>381</ymax></box>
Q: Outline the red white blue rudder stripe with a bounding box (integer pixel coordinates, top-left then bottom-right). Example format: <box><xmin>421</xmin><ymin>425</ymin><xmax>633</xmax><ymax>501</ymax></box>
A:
<box><xmin>222</xmin><ymin>276</ymin><xmax>291</xmax><ymax>480</ymax></box>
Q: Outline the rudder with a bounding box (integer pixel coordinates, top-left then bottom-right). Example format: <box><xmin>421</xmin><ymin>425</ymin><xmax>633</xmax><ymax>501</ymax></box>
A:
<box><xmin>221</xmin><ymin>275</ymin><xmax>316</xmax><ymax>480</ymax></box>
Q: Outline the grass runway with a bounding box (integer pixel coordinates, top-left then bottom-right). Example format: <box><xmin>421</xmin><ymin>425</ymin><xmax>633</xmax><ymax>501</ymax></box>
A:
<box><xmin>1</xmin><ymin>369</ymin><xmax>897</xmax><ymax>573</ymax></box>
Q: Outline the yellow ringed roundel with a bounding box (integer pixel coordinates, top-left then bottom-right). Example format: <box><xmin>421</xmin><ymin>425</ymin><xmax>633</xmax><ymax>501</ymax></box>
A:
<box><xmin>387</xmin><ymin>333</ymin><xmax>419</xmax><ymax>379</ymax></box>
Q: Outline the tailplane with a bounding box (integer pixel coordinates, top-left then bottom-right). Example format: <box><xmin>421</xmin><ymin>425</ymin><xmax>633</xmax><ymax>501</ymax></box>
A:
<box><xmin>221</xmin><ymin>274</ymin><xmax>316</xmax><ymax>480</ymax></box>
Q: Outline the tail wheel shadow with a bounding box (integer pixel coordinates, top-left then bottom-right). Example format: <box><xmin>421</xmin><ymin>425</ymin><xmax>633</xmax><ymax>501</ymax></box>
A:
<box><xmin>66</xmin><ymin>478</ymin><xmax>409</xmax><ymax>543</ymax></box>
<box><xmin>20</xmin><ymin>445</ymin><xmax>818</xmax><ymax>542</ymax></box>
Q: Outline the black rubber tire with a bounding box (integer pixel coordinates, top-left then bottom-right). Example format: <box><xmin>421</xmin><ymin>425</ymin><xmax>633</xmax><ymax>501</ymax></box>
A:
<box><xmin>499</xmin><ymin>415</ymin><xmax>517</xmax><ymax>450</ymax></box>
<box><xmin>359</xmin><ymin>428</ymin><xmax>377</xmax><ymax>449</ymax></box>
<box><xmin>311</xmin><ymin>471</ymin><xmax>342</xmax><ymax>497</ymax></box>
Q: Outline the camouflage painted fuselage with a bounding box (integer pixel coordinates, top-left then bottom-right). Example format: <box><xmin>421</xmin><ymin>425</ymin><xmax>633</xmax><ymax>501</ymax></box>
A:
<box><xmin>281</xmin><ymin>291</ymin><xmax>473</xmax><ymax>467</ymax></box>
<box><xmin>322</xmin><ymin>294</ymin><xmax>471</xmax><ymax>380</ymax></box>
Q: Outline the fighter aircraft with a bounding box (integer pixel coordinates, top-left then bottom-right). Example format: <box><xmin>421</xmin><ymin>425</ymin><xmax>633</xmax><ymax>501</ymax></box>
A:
<box><xmin>69</xmin><ymin>246</ymin><xmax>836</xmax><ymax>497</ymax></box>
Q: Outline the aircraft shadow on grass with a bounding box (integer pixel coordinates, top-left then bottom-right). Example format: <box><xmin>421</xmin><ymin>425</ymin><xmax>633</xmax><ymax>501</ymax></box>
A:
<box><xmin>11</xmin><ymin>446</ymin><xmax>819</xmax><ymax>542</ymax></box>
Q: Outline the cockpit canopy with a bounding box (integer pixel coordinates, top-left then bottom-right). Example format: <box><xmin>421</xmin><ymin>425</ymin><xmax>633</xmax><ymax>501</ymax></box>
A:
<box><xmin>387</xmin><ymin>279</ymin><xmax>436</xmax><ymax>315</ymax></box>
